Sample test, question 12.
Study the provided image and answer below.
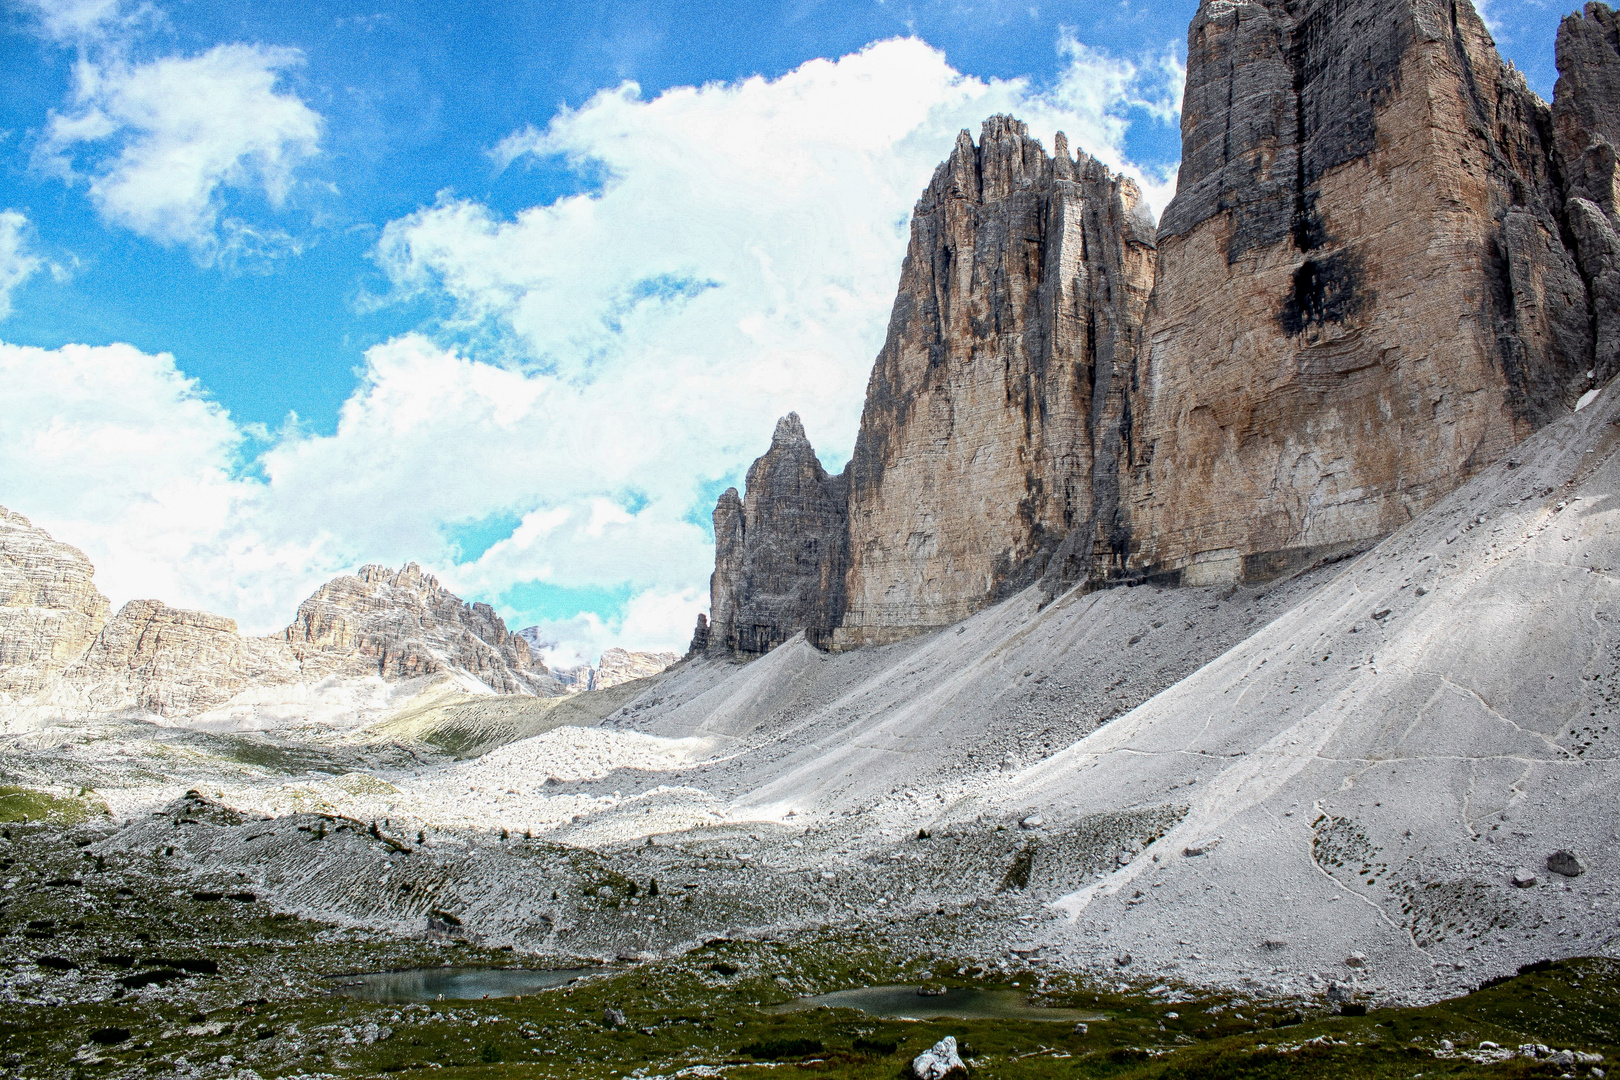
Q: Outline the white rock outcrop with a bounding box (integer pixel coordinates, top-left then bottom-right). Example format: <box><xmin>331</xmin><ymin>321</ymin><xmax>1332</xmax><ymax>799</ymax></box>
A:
<box><xmin>912</xmin><ymin>1036</ymin><xmax>964</xmax><ymax>1080</ymax></box>
<box><xmin>0</xmin><ymin>507</ymin><xmax>110</xmax><ymax>695</ymax></box>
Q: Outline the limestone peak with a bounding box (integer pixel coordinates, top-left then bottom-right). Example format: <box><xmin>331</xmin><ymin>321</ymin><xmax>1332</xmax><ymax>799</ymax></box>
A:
<box><xmin>771</xmin><ymin>412</ymin><xmax>809</xmax><ymax>448</ymax></box>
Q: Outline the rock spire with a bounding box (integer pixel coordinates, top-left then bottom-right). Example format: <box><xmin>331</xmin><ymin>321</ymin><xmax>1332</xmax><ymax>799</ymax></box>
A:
<box><xmin>704</xmin><ymin>413</ymin><xmax>849</xmax><ymax>658</ymax></box>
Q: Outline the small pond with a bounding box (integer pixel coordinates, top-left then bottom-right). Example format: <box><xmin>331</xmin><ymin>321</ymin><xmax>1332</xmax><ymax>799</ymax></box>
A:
<box><xmin>330</xmin><ymin>967</ymin><xmax>600</xmax><ymax>1002</ymax></box>
<box><xmin>769</xmin><ymin>985</ymin><xmax>1105</xmax><ymax>1023</ymax></box>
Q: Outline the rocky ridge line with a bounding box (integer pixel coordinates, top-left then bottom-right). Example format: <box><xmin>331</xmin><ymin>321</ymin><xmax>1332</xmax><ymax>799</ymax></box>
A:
<box><xmin>0</xmin><ymin>511</ymin><xmax>563</xmax><ymax>720</ymax></box>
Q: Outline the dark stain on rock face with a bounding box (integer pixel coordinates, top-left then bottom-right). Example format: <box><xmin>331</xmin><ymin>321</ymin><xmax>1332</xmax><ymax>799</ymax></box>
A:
<box><xmin>1280</xmin><ymin>251</ymin><xmax>1364</xmax><ymax>334</ymax></box>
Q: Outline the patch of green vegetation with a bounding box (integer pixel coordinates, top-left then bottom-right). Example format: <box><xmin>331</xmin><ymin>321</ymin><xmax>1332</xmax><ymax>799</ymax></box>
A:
<box><xmin>0</xmin><ymin>819</ymin><xmax>1614</xmax><ymax>1080</ymax></box>
<box><xmin>207</xmin><ymin>734</ymin><xmax>351</xmax><ymax>775</ymax></box>
<box><xmin>0</xmin><ymin>785</ymin><xmax>106</xmax><ymax>824</ymax></box>
<box><xmin>740</xmin><ymin>1036</ymin><xmax>824</xmax><ymax>1059</ymax></box>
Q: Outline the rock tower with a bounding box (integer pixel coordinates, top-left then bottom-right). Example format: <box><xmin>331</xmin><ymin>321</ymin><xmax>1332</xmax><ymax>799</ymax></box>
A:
<box><xmin>699</xmin><ymin>0</ymin><xmax>1620</xmax><ymax>658</ymax></box>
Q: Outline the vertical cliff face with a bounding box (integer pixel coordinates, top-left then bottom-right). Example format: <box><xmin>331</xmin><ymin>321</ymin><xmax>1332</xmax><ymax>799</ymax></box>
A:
<box><xmin>0</xmin><ymin>507</ymin><xmax>111</xmax><ymax>694</ymax></box>
<box><xmin>697</xmin><ymin>0</ymin><xmax>1620</xmax><ymax>658</ymax></box>
<box><xmin>71</xmin><ymin>599</ymin><xmax>301</xmax><ymax>716</ymax></box>
<box><xmin>1116</xmin><ymin>0</ymin><xmax>1594</xmax><ymax>587</ymax></box>
<box><xmin>833</xmin><ymin>118</ymin><xmax>1157</xmax><ymax>647</ymax></box>
<box><xmin>705</xmin><ymin>414</ymin><xmax>849</xmax><ymax>658</ymax></box>
<box><xmin>1555</xmin><ymin>3</ymin><xmax>1620</xmax><ymax>384</ymax></box>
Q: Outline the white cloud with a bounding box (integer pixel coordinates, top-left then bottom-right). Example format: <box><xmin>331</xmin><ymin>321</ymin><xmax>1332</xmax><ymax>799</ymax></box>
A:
<box><xmin>0</xmin><ymin>335</ymin><xmax>715</xmax><ymax>658</ymax></box>
<box><xmin>1</xmin><ymin>34</ymin><xmax>1184</xmax><ymax>662</ymax></box>
<box><xmin>0</xmin><ymin>340</ymin><xmax>273</xmax><ymax>614</ymax></box>
<box><xmin>529</xmin><ymin>587</ymin><xmax>706</xmax><ymax>670</ymax></box>
<box><xmin>380</xmin><ymin>35</ymin><xmax>1182</xmax><ymax>459</ymax></box>
<box><xmin>36</xmin><ymin>41</ymin><xmax>322</xmax><ymax>261</ymax></box>
<box><xmin>13</xmin><ymin>0</ymin><xmax>150</xmax><ymax>45</ymax></box>
<box><xmin>0</xmin><ymin>211</ymin><xmax>44</xmax><ymax>319</ymax></box>
<box><xmin>1045</xmin><ymin>31</ymin><xmax>1185</xmax><ymax>212</ymax></box>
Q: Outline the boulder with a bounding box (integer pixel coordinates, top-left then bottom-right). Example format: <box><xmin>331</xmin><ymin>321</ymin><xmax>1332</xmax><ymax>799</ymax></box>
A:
<box><xmin>912</xmin><ymin>1035</ymin><xmax>965</xmax><ymax>1080</ymax></box>
<box><xmin>1547</xmin><ymin>850</ymin><xmax>1588</xmax><ymax>878</ymax></box>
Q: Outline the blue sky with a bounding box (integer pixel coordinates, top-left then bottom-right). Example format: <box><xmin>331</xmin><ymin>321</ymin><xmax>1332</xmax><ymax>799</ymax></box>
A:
<box><xmin>0</xmin><ymin>0</ymin><xmax>1572</xmax><ymax>664</ymax></box>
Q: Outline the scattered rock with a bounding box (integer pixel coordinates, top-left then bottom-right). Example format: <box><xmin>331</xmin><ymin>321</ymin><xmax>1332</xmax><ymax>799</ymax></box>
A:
<box><xmin>1547</xmin><ymin>850</ymin><xmax>1587</xmax><ymax>878</ymax></box>
<box><xmin>603</xmin><ymin>1008</ymin><xmax>627</xmax><ymax>1028</ymax></box>
<box><xmin>1114</xmin><ymin>953</ymin><xmax>1133</xmax><ymax>967</ymax></box>
<box><xmin>1019</xmin><ymin>816</ymin><xmax>1045</xmax><ymax>830</ymax></box>
<box><xmin>1511</xmin><ymin>868</ymin><xmax>1539</xmax><ymax>888</ymax></box>
<box><xmin>1182</xmin><ymin>837</ymin><xmax>1221</xmax><ymax>857</ymax></box>
<box><xmin>1325</xmin><ymin>981</ymin><xmax>1353</xmax><ymax>1005</ymax></box>
<box><xmin>1073</xmin><ymin>1022</ymin><xmax>1089</xmax><ymax>1036</ymax></box>
<box><xmin>912</xmin><ymin>1035</ymin><xmax>965</xmax><ymax>1080</ymax></box>
<box><xmin>1345</xmin><ymin>952</ymin><xmax>1368</xmax><ymax>968</ymax></box>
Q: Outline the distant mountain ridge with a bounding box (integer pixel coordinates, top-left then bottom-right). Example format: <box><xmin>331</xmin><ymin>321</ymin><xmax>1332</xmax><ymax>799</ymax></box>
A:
<box><xmin>0</xmin><ymin>507</ymin><xmax>566</xmax><ymax>722</ymax></box>
<box><xmin>516</xmin><ymin>627</ymin><xmax>680</xmax><ymax>693</ymax></box>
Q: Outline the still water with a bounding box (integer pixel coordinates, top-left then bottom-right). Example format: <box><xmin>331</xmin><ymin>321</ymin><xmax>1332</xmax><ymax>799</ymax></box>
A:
<box><xmin>769</xmin><ymin>985</ymin><xmax>1105</xmax><ymax>1023</ymax></box>
<box><xmin>330</xmin><ymin>967</ymin><xmax>599</xmax><ymax>1002</ymax></box>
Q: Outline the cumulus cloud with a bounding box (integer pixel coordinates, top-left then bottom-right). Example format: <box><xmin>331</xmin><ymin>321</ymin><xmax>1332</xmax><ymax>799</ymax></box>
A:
<box><xmin>21</xmin><ymin>0</ymin><xmax>322</xmax><ymax>264</ymax></box>
<box><xmin>0</xmin><ymin>211</ymin><xmax>44</xmax><ymax>319</ymax></box>
<box><xmin>0</xmin><ymin>334</ymin><xmax>716</xmax><ymax>656</ymax></box>
<box><xmin>36</xmin><ymin>43</ymin><xmax>321</xmax><ymax>261</ymax></box>
<box><xmin>527</xmin><ymin>588</ymin><xmax>706</xmax><ymax>671</ymax></box>
<box><xmin>0</xmin><ymin>340</ymin><xmax>272</xmax><ymax>614</ymax></box>
<box><xmin>380</xmin><ymin>34</ymin><xmax>1183</xmax><ymax>463</ymax></box>
<box><xmin>2</xmin><ymin>34</ymin><xmax>1185</xmax><ymax>661</ymax></box>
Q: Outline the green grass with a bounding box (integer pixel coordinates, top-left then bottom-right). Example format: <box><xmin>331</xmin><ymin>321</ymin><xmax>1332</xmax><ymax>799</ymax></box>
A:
<box><xmin>0</xmin><ymin>785</ymin><xmax>107</xmax><ymax>825</ymax></box>
<box><xmin>0</xmin><ymin>819</ymin><xmax>1614</xmax><ymax>1080</ymax></box>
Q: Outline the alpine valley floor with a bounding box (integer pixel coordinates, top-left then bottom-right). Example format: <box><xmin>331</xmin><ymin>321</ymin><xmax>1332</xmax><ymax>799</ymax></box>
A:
<box><xmin>1</xmin><ymin>379</ymin><xmax>1618</xmax><ymax>1076</ymax></box>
